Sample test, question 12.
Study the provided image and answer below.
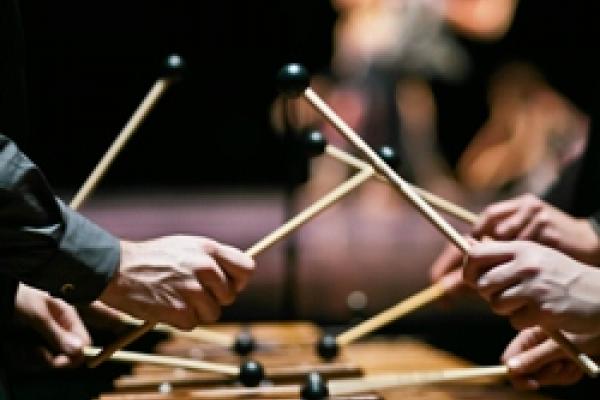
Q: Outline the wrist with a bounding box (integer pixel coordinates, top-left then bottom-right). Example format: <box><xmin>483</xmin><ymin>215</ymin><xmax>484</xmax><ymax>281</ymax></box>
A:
<box><xmin>98</xmin><ymin>240</ymin><xmax>128</xmax><ymax>307</ymax></box>
<box><xmin>98</xmin><ymin>240</ymin><xmax>144</xmax><ymax>311</ymax></box>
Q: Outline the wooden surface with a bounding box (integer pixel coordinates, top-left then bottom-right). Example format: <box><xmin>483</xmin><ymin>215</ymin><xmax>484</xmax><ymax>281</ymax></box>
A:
<box><xmin>95</xmin><ymin>322</ymin><xmax>558</xmax><ymax>400</ymax></box>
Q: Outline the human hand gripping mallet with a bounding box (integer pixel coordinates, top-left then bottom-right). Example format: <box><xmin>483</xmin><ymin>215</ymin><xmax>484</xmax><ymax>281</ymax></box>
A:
<box><xmin>87</xmin><ymin>133</ymin><xmax>376</xmax><ymax>368</ymax></box>
<box><xmin>276</xmin><ymin>63</ymin><xmax>599</xmax><ymax>377</ymax></box>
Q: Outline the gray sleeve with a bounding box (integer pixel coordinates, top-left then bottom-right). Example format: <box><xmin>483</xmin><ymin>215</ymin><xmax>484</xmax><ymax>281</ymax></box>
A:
<box><xmin>0</xmin><ymin>134</ymin><xmax>119</xmax><ymax>303</ymax></box>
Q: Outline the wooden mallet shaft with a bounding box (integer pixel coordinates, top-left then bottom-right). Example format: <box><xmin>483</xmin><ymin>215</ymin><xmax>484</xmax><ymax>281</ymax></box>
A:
<box><xmin>328</xmin><ymin>365</ymin><xmax>508</xmax><ymax>395</ymax></box>
<box><xmin>87</xmin><ymin>321</ymin><xmax>156</xmax><ymax>368</ymax></box>
<box><xmin>89</xmin><ymin>168</ymin><xmax>375</xmax><ymax>366</ymax></box>
<box><xmin>70</xmin><ymin>78</ymin><xmax>172</xmax><ymax>210</ymax></box>
<box><xmin>245</xmin><ymin>167</ymin><xmax>374</xmax><ymax>257</ymax></box>
<box><xmin>115</xmin><ymin>363</ymin><xmax>362</xmax><ymax>391</ymax></box>
<box><xmin>84</xmin><ymin>346</ymin><xmax>239</xmax><ymax>375</ymax></box>
<box><xmin>303</xmin><ymin>88</ymin><xmax>470</xmax><ymax>253</ymax></box>
<box><xmin>336</xmin><ymin>281</ymin><xmax>449</xmax><ymax>347</ymax></box>
<box><xmin>98</xmin><ymin>365</ymin><xmax>508</xmax><ymax>399</ymax></box>
<box><xmin>324</xmin><ymin>145</ymin><xmax>478</xmax><ymax>225</ymax></box>
<box><xmin>114</xmin><ymin>312</ymin><xmax>234</xmax><ymax>346</ymax></box>
<box><xmin>301</xmin><ymin>85</ymin><xmax>599</xmax><ymax>377</ymax></box>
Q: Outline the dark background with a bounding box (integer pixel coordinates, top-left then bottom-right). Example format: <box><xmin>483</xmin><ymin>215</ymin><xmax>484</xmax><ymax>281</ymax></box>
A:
<box><xmin>18</xmin><ymin>1</ymin><xmax>600</xmax><ymax>195</ymax></box>
<box><xmin>18</xmin><ymin>1</ymin><xmax>336</xmax><ymax>190</ymax></box>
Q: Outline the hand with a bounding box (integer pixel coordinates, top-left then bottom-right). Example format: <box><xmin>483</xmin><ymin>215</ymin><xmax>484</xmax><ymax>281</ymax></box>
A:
<box><xmin>76</xmin><ymin>301</ymin><xmax>133</xmax><ymax>334</ymax></box>
<box><xmin>430</xmin><ymin>242</ymin><xmax>472</xmax><ymax>301</ymax></box>
<box><xmin>473</xmin><ymin>194</ymin><xmax>600</xmax><ymax>265</ymax></box>
<box><xmin>99</xmin><ymin>236</ymin><xmax>255</xmax><ymax>330</ymax></box>
<box><xmin>464</xmin><ymin>240</ymin><xmax>600</xmax><ymax>333</ymax></box>
<box><xmin>501</xmin><ymin>327</ymin><xmax>594</xmax><ymax>390</ymax></box>
<box><xmin>13</xmin><ymin>283</ymin><xmax>91</xmax><ymax>368</ymax></box>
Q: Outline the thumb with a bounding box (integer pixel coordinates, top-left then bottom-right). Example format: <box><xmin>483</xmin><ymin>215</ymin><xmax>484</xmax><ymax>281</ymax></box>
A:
<box><xmin>43</xmin><ymin>316</ymin><xmax>85</xmax><ymax>357</ymax></box>
<box><xmin>40</xmin><ymin>298</ymin><xmax>89</xmax><ymax>358</ymax></box>
<box><xmin>506</xmin><ymin>337</ymin><xmax>563</xmax><ymax>375</ymax></box>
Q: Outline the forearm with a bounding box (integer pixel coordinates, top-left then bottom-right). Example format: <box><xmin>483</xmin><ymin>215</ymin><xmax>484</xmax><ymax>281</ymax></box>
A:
<box><xmin>0</xmin><ymin>134</ymin><xmax>119</xmax><ymax>303</ymax></box>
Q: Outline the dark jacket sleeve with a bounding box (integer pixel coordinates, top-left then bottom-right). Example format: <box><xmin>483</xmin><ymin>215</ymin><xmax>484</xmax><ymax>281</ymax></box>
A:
<box><xmin>0</xmin><ymin>276</ymin><xmax>18</xmax><ymax>321</ymax></box>
<box><xmin>0</xmin><ymin>134</ymin><xmax>119</xmax><ymax>303</ymax></box>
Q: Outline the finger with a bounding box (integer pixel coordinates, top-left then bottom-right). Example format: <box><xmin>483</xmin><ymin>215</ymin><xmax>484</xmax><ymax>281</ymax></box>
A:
<box><xmin>210</xmin><ymin>243</ymin><xmax>255</xmax><ymax>292</ymax></box>
<box><xmin>517</xmin><ymin>215</ymin><xmax>545</xmax><ymax>242</ymax></box>
<box><xmin>39</xmin><ymin>346</ymin><xmax>81</xmax><ymax>369</ymax></box>
<box><xmin>430</xmin><ymin>243</ymin><xmax>464</xmax><ymax>283</ymax></box>
<box><xmin>494</xmin><ymin>204</ymin><xmax>538</xmax><ymax>240</ymax></box>
<box><xmin>194</xmin><ymin>259</ymin><xmax>237</xmax><ymax>306</ymax></box>
<box><xmin>476</xmin><ymin>260</ymin><xmax>522</xmax><ymax>301</ymax></box>
<box><xmin>48</xmin><ymin>298</ymin><xmax>91</xmax><ymax>347</ymax></box>
<box><xmin>37</xmin><ymin>300</ymin><xmax>88</xmax><ymax>359</ymax></box>
<box><xmin>502</xmin><ymin>326</ymin><xmax>547</xmax><ymax>364</ymax></box>
<box><xmin>490</xmin><ymin>287</ymin><xmax>529</xmax><ymax>316</ymax></box>
<box><xmin>183</xmin><ymin>285</ymin><xmax>222</xmax><ymax>325</ymax></box>
<box><xmin>463</xmin><ymin>241</ymin><xmax>517</xmax><ymax>287</ymax></box>
<box><xmin>440</xmin><ymin>269</ymin><xmax>466</xmax><ymax>291</ymax></box>
<box><xmin>435</xmin><ymin>269</ymin><xmax>470</xmax><ymax>308</ymax></box>
<box><xmin>506</xmin><ymin>335</ymin><xmax>563</xmax><ymax>375</ymax></box>
<box><xmin>473</xmin><ymin>198</ymin><xmax>525</xmax><ymax>238</ymax></box>
<box><xmin>50</xmin><ymin>354</ymin><xmax>75</xmax><ymax>369</ymax></box>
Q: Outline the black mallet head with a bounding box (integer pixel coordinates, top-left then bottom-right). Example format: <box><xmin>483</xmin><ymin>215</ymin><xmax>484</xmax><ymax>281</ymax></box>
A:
<box><xmin>316</xmin><ymin>334</ymin><xmax>339</xmax><ymax>361</ymax></box>
<box><xmin>238</xmin><ymin>360</ymin><xmax>265</xmax><ymax>387</ymax></box>
<box><xmin>304</xmin><ymin>130</ymin><xmax>327</xmax><ymax>158</ymax></box>
<box><xmin>276</xmin><ymin>63</ymin><xmax>310</xmax><ymax>97</ymax></box>
<box><xmin>300</xmin><ymin>371</ymin><xmax>329</xmax><ymax>400</ymax></box>
<box><xmin>232</xmin><ymin>331</ymin><xmax>256</xmax><ymax>356</ymax></box>
<box><xmin>161</xmin><ymin>53</ymin><xmax>186</xmax><ymax>80</ymax></box>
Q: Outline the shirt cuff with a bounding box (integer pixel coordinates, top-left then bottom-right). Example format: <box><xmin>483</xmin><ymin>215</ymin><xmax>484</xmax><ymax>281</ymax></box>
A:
<box><xmin>24</xmin><ymin>202</ymin><xmax>120</xmax><ymax>304</ymax></box>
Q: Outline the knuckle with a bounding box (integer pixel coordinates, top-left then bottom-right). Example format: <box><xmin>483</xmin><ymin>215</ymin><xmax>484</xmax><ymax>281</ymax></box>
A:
<box><xmin>245</xmin><ymin>257</ymin><xmax>256</xmax><ymax>271</ymax></box>
<box><xmin>199</xmin><ymin>238</ymin><xmax>219</xmax><ymax>254</ymax></box>
<box><xmin>523</xmin><ymin>193</ymin><xmax>540</xmax><ymax>207</ymax></box>
<box><xmin>536</xmin><ymin>211</ymin><xmax>551</xmax><ymax>226</ymax></box>
<box><xmin>196</xmin><ymin>256</ymin><xmax>220</xmax><ymax>274</ymax></box>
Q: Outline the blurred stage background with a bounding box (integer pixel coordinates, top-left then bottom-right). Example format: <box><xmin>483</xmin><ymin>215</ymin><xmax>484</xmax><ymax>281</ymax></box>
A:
<box><xmin>12</xmin><ymin>2</ymin><xmax>599</xmax><ymax>386</ymax></box>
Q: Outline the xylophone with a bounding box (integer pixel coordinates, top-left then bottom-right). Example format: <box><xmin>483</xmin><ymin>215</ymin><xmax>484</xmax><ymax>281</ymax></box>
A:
<box><xmin>93</xmin><ymin>322</ymin><xmax>557</xmax><ymax>400</ymax></box>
